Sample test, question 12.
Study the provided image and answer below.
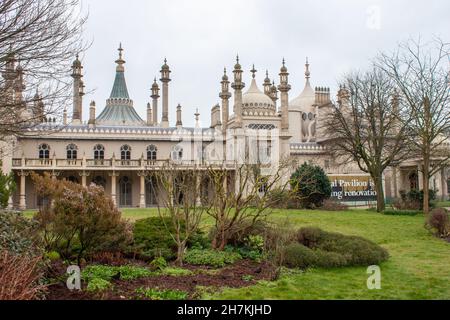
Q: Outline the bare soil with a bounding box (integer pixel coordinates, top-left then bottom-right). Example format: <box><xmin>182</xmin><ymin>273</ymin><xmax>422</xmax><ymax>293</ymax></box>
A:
<box><xmin>44</xmin><ymin>259</ymin><xmax>276</xmax><ymax>300</ymax></box>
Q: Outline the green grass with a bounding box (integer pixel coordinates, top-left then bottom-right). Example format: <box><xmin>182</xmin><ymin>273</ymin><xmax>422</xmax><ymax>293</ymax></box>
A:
<box><xmin>25</xmin><ymin>208</ymin><xmax>450</xmax><ymax>299</ymax></box>
<box><xmin>434</xmin><ymin>201</ymin><xmax>450</xmax><ymax>208</ymax></box>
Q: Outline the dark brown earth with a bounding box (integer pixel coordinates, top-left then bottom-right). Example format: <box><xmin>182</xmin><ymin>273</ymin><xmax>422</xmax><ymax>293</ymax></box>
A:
<box><xmin>44</xmin><ymin>259</ymin><xmax>276</xmax><ymax>300</ymax></box>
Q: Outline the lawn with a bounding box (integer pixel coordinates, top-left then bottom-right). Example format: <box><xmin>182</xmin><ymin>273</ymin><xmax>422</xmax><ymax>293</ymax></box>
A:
<box><xmin>24</xmin><ymin>207</ymin><xmax>450</xmax><ymax>299</ymax></box>
<box><xmin>119</xmin><ymin>208</ymin><xmax>449</xmax><ymax>300</ymax></box>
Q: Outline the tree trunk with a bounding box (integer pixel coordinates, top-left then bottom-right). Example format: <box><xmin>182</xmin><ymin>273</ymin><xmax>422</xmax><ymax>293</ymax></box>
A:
<box><xmin>374</xmin><ymin>174</ymin><xmax>385</xmax><ymax>212</ymax></box>
<box><xmin>175</xmin><ymin>243</ymin><xmax>185</xmax><ymax>266</ymax></box>
<box><xmin>422</xmin><ymin>162</ymin><xmax>430</xmax><ymax>214</ymax></box>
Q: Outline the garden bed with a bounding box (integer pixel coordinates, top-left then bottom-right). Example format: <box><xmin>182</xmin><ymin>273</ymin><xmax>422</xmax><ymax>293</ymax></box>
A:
<box><xmin>44</xmin><ymin>259</ymin><xmax>275</xmax><ymax>300</ymax></box>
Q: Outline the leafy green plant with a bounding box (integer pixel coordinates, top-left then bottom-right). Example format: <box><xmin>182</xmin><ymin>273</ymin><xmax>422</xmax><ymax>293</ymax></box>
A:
<box><xmin>0</xmin><ymin>210</ymin><xmax>39</xmax><ymax>255</ymax></box>
<box><xmin>135</xmin><ymin>287</ymin><xmax>188</xmax><ymax>300</ymax></box>
<box><xmin>45</xmin><ymin>251</ymin><xmax>61</xmax><ymax>261</ymax></box>
<box><xmin>82</xmin><ymin>264</ymin><xmax>153</xmax><ymax>282</ymax></box>
<box><xmin>86</xmin><ymin>277</ymin><xmax>112</xmax><ymax>293</ymax></box>
<box><xmin>150</xmin><ymin>256</ymin><xmax>168</xmax><ymax>270</ymax></box>
<box><xmin>184</xmin><ymin>249</ymin><xmax>241</xmax><ymax>268</ymax></box>
<box><xmin>159</xmin><ymin>267</ymin><xmax>193</xmax><ymax>276</ymax></box>
<box><xmin>242</xmin><ymin>275</ymin><xmax>254</xmax><ymax>282</ymax></box>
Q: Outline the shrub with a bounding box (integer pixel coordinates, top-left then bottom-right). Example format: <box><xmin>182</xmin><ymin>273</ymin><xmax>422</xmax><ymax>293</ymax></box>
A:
<box><xmin>427</xmin><ymin>208</ymin><xmax>449</xmax><ymax>238</ymax></box>
<box><xmin>266</xmin><ymin>188</ymin><xmax>299</xmax><ymax>209</ymax></box>
<box><xmin>136</xmin><ymin>287</ymin><xmax>188</xmax><ymax>300</ymax></box>
<box><xmin>184</xmin><ymin>249</ymin><xmax>241</xmax><ymax>268</ymax></box>
<box><xmin>395</xmin><ymin>189</ymin><xmax>437</xmax><ymax>210</ymax></box>
<box><xmin>32</xmin><ymin>174</ymin><xmax>132</xmax><ymax>263</ymax></box>
<box><xmin>283</xmin><ymin>243</ymin><xmax>318</xmax><ymax>269</ymax></box>
<box><xmin>290</xmin><ymin>162</ymin><xmax>332</xmax><ymax>209</ymax></box>
<box><xmin>86</xmin><ymin>278</ymin><xmax>112</xmax><ymax>293</ymax></box>
<box><xmin>321</xmin><ymin>199</ymin><xmax>349</xmax><ymax>211</ymax></box>
<box><xmin>132</xmin><ymin>217</ymin><xmax>206</xmax><ymax>260</ymax></box>
<box><xmin>208</xmin><ymin>219</ymin><xmax>268</xmax><ymax>248</ymax></box>
<box><xmin>382</xmin><ymin>209</ymin><xmax>422</xmax><ymax>216</ymax></box>
<box><xmin>0</xmin><ymin>250</ymin><xmax>46</xmax><ymax>300</ymax></box>
<box><xmin>294</xmin><ymin>227</ymin><xmax>388</xmax><ymax>267</ymax></box>
<box><xmin>0</xmin><ymin>210</ymin><xmax>40</xmax><ymax>255</ymax></box>
<box><xmin>0</xmin><ymin>170</ymin><xmax>16</xmax><ymax>209</ymax></box>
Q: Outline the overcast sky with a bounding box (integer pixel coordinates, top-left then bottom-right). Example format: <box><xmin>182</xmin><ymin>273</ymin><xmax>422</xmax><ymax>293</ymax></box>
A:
<box><xmin>79</xmin><ymin>0</ymin><xmax>450</xmax><ymax>127</ymax></box>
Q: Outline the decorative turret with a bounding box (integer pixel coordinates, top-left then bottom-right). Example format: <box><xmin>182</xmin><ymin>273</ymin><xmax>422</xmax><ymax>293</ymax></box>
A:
<box><xmin>96</xmin><ymin>44</ymin><xmax>145</xmax><ymax>126</ymax></box>
<box><xmin>14</xmin><ymin>64</ymin><xmax>25</xmax><ymax>106</ymax></box>
<box><xmin>263</xmin><ymin>70</ymin><xmax>271</xmax><ymax>96</ymax></box>
<box><xmin>146</xmin><ymin>102</ymin><xmax>152</xmax><ymax>126</ymax></box>
<box><xmin>231</xmin><ymin>55</ymin><xmax>245</xmax><ymax>127</ymax></box>
<box><xmin>71</xmin><ymin>54</ymin><xmax>83</xmax><ymax>124</ymax></box>
<box><xmin>176</xmin><ymin>103</ymin><xmax>182</xmax><ymax>129</ymax></box>
<box><xmin>277</xmin><ymin>58</ymin><xmax>291</xmax><ymax>131</ymax></box>
<box><xmin>33</xmin><ymin>90</ymin><xmax>45</xmax><ymax>123</ymax></box>
<box><xmin>219</xmin><ymin>68</ymin><xmax>231</xmax><ymax>131</ymax></box>
<box><xmin>160</xmin><ymin>58</ymin><xmax>171</xmax><ymax>127</ymax></box>
<box><xmin>211</xmin><ymin>104</ymin><xmax>221</xmax><ymax>129</ymax></box>
<box><xmin>151</xmin><ymin>78</ymin><xmax>160</xmax><ymax>126</ymax></box>
<box><xmin>88</xmin><ymin>100</ymin><xmax>96</xmax><ymax>127</ymax></box>
<box><xmin>270</xmin><ymin>80</ymin><xmax>278</xmax><ymax>106</ymax></box>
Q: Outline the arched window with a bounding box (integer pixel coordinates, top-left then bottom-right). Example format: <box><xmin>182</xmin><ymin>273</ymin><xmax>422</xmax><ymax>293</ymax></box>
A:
<box><xmin>66</xmin><ymin>144</ymin><xmax>78</xmax><ymax>160</ymax></box>
<box><xmin>171</xmin><ymin>145</ymin><xmax>183</xmax><ymax>161</ymax></box>
<box><xmin>92</xmin><ymin>176</ymin><xmax>106</xmax><ymax>189</ymax></box>
<box><xmin>147</xmin><ymin>145</ymin><xmax>157</xmax><ymax>161</ymax></box>
<box><xmin>38</xmin><ymin>144</ymin><xmax>50</xmax><ymax>159</ymax></box>
<box><xmin>119</xmin><ymin>176</ymin><xmax>132</xmax><ymax>207</ymax></box>
<box><xmin>93</xmin><ymin>144</ymin><xmax>105</xmax><ymax>160</ymax></box>
<box><xmin>121</xmin><ymin>145</ymin><xmax>131</xmax><ymax>161</ymax></box>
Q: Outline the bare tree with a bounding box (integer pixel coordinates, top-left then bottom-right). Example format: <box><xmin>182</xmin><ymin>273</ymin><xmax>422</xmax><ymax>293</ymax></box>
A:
<box><xmin>377</xmin><ymin>38</ymin><xmax>450</xmax><ymax>214</ymax></box>
<box><xmin>152</xmin><ymin>164</ymin><xmax>209</xmax><ymax>266</ymax></box>
<box><xmin>0</xmin><ymin>0</ymin><xmax>88</xmax><ymax>140</ymax></box>
<box><xmin>206</xmin><ymin>159</ymin><xmax>294</xmax><ymax>250</ymax></box>
<box><xmin>322</xmin><ymin>68</ymin><xmax>410</xmax><ymax>212</ymax></box>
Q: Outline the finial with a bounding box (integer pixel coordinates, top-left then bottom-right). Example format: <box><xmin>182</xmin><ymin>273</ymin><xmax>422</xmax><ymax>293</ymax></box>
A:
<box><xmin>236</xmin><ymin>55</ymin><xmax>239</xmax><ymax>64</ymax></box>
<box><xmin>224</xmin><ymin>67</ymin><xmax>227</xmax><ymax>75</ymax></box>
<box><xmin>118</xmin><ymin>43</ymin><xmax>123</xmax><ymax>59</ymax></box>
<box><xmin>250</xmin><ymin>64</ymin><xmax>257</xmax><ymax>78</ymax></box>
<box><xmin>305</xmin><ymin>56</ymin><xmax>310</xmax><ymax>80</ymax></box>
<box><xmin>164</xmin><ymin>57</ymin><xmax>167</xmax><ymax>64</ymax></box>
<box><xmin>282</xmin><ymin>58</ymin><xmax>285</xmax><ymax>66</ymax></box>
<box><xmin>266</xmin><ymin>70</ymin><xmax>269</xmax><ymax>78</ymax></box>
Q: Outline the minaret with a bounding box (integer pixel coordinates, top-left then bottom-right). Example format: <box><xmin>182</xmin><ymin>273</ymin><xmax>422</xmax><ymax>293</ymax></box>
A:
<box><xmin>146</xmin><ymin>102</ymin><xmax>153</xmax><ymax>126</ymax></box>
<box><xmin>278</xmin><ymin>58</ymin><xmax>291</xmax><ymax>131</ymax></box>
<box><xmin>2</xmin><ymin>50</ymin><xmax>17</xmax><ymax>104</ymax></box>
<box><xmin>160</xmin><ymin>58</ymin><xmax>171</xmax><ymax>127</ymax></box>
<box><xmin>14</xmin><ymin>64</ymin><xmax>25</xmax><ymax>107</ymax></box>
<box><xmin>176</xmin><ymin>103</ymin><xmax>182</xmax><ymax>129</ymax></box>
<box><xmin>231</xmin><ymin>55</ymin><xmax>245</xmax><ymax>128</ymax></box>
<box><xmin>151</xmin><ymin>78</ymin><xmax>160</xmax><ymax>126</ymax></box>
<box><xmin>71</xmin><ymin>54</ymin><xmax>83</xmax><ymax>124</ymax></box>
<box><xmin>263</xmin><ymin>70</ymin><xmax>271</xmax><ymax>96</ymax></box>
<box><xmin>219</xmin><ymin>68</ymin><xmax>231</xmax><ymax>132</ymax></box>
<box><xmin>88</xmin><ymin>101</ymin><xmax>96</xmax><ymax>127</ymax></box>
<box><xmin>270</xmin><ymin>80</ymin><xmax>278</xmax><ymax>107</ymax></box>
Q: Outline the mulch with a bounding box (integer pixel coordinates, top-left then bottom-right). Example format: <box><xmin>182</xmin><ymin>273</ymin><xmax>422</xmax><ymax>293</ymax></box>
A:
<box><xmin>44</xmin><ymin>259</ymin><xmax>276</xmax><ymax>300</ymax></box>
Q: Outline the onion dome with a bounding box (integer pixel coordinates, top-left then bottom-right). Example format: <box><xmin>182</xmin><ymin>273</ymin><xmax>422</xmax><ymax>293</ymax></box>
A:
<box><xmin>289</xmin><ymin>57</ymin><xmax>315</xmax><ymax>112</ymax></box>
<box><xmin>242</xmin><ymin>65</ymin><xmax>275</xmax><ymax>113</ymax></box>
<box><xmin>234</xmin><ymin>55</ymin><xmax>241</xmax><ymax>70</ymax></box>
<box><xmin>96</xmin><ymin>44</ymin><xmax>145</xmax><ymax>126</ymax></box>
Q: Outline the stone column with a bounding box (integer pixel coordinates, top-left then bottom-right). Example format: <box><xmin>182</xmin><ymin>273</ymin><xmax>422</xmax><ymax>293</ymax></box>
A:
<box><xmin>110</xmin><ymin>172</ymin><xmax>118</xmax><ymax>206</ymax></box>
<box><xmin>19</xmin><ymin>171</ymin><xmax>27</xmax><ymax>210</ymax></box>
<box><xmin>80</xmin><ymin>171</ymin><xmax>89</xmax><ymax>187</ymax></box>
<box><xmin>139</xmin><ymin>173</ymin><xmax>146</xmax><ymax>208</ymax></box>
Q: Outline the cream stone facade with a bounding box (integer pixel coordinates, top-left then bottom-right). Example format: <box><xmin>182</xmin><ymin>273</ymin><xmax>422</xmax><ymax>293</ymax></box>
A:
<box><xmin>1</xmin><ymin>45</ymin><xmax>448</xmax><ymax>209</ymax></box>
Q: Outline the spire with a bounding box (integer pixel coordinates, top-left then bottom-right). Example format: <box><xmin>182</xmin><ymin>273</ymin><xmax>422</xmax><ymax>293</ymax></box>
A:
<box><xmin>305</xmin><ymin>57</ymin><xmax>311</xmax><ymax>82</ymax></box>
<box><xmin>115</xmin><ymin>43</ymin><xmax>125</xmax><ymax>72</ymax></box>
<box><xmin>110</xmin><ymin>44</ymin><xmax>130</xmax><ymax>99</ymax></box>
<box><xmin>194</xmin><ymin>108</ymin><xmax>200</xmax><ymax>128</ymax></box>
<box><xmin>250</xmin><ymin>64</ymin><xmax>257</xmax><ymax>79</ymax></box>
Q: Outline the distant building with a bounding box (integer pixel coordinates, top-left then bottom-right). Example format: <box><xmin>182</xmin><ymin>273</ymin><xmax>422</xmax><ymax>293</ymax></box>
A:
<box><xmin>1</xmin><ymin>45</ymin><xmax>448</xmax><ymax>209</ymax></box>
